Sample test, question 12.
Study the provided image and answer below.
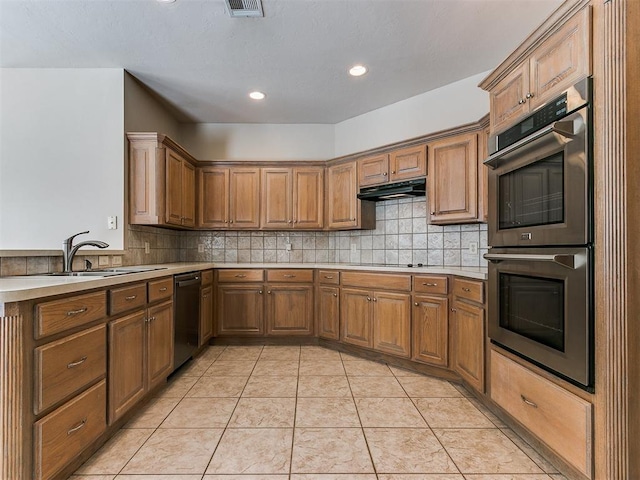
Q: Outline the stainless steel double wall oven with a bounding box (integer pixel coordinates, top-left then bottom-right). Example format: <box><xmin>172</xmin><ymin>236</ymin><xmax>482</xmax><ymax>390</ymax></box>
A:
<box><xmin>484</xmin><ymin>78</ymin><xmax>593</xmax><ymax>390</ymax></box>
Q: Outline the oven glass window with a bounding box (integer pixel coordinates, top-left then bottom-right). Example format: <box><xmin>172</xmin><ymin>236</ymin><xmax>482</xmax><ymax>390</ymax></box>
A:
<box><xmin>498</xmin><ymin>152</ymin><xmax>564</xmax><ymax>229</ymax></box>
<box><xmin>499</xmin><ymin>273</ymin><xmax>564</xmax><ymax>351</ymax></box>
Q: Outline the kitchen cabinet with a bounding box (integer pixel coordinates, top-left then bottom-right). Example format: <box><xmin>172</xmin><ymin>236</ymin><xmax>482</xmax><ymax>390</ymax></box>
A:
<box><xmin>166</xmin><ymin>148</ymin><xmax>196</xmax><ymax>227</ymax></box>
<box><xmin>200</xmin><ymin>270</ymin><xmax>214</xmax><ymax>346</ymax></box>
<box><xmin>427</xmin><ymin>132</ymin><xmax>479</xmax><ymax>224</ymax></box>
<box><xmin>412</xmin><ymin>274</ymin><xmax>449</xmax><ymax>367</ymax></box>
<box><xmin>326</xmin><ymin>162</ymin><xmax>375</xmax><ymax>230</ymax></box>
<box><xmin>127</xmin><ymin>133</ymin><xmax>197</xmax><ymax>229</ymax></box>
<box><xmin>266</xmin><ymin>285</ymin><xmax>313</xmax><ymax>335</ymax></box>
<box><xmin>317</xmin><ymin>270</ymin><xmax>340</xmax><ymax>340</ymax></box>
<box><xmin>489</xmin><ymin>7</ymin><xmax>590</xmax><ymax>133</ymax></box>
<box><xmin>108</xmin><ymin>281</ymin><xmax>174</xmax><ymax>424</ymax></box>
<box><xmin>198</xmin><ymin>167</ymin><xmax>260</xmax><ymax>229</ymax></box>
<box><xmin>477</xmin><ymin>124</ymin><xmax>490</xmax><ymax>222</ymax></box>
<box><xmin>451</xmin><ymin>278</ymin><xmax>485</xmax><ymax>392</ymax></box>
<box><xmin>216</xmin><ymin>269</ymin><xmax>265</xmax><ymax>336</ymax></box>
<box><xmin>358</xmin><ymin>145</ymin><xmax>427</xmax><ymax>187</ymax></box>
<box><xmin>340</xmin><ymin>272</ymin><xmax>412</xmax><ymax>358</ymax></box>
<box><xmin>261</xmin><ymin>167</ymin><xmax>324</xmax><ymax>229</ymax></box>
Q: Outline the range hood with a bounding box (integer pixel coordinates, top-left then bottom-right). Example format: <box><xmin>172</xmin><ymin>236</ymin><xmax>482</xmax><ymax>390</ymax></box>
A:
<box><xmin>357</xmin><ymin>178</ymin><xmax>426</xmax><ymax>202</ymax></box>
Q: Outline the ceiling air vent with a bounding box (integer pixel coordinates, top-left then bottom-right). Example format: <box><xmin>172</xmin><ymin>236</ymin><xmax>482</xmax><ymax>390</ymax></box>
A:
<box><xmin>225</xmin><ymin>0</ymin><xmax>264</xmax><ymax>17</ymax></box>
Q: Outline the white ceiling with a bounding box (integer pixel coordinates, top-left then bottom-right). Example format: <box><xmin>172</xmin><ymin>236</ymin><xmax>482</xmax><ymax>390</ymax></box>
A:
<box><xmin>0</xmin><ymin>0</ymin><xmax>563</xmax><ymax>124</ymax></box>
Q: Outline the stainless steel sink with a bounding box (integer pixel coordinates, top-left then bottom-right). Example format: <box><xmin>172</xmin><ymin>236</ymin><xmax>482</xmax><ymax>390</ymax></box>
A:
<box><xmin>43</xmin><ymin>266</ymin><xmax>167</xmax><ymax>277</ymax></box>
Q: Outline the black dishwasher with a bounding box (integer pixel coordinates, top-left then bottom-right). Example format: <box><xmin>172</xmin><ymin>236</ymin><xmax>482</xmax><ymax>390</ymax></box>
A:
<box><xmin>173</xmin><ymin>272</ymin><xmax>201</xmax><ymax>370</ymax></box>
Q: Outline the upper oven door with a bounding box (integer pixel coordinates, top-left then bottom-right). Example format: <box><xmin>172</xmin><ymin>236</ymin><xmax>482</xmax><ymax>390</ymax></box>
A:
<box><xmin>486</xmin><ymin>106</ymin><xmax>590</xmax><ymax>247</ymax></box>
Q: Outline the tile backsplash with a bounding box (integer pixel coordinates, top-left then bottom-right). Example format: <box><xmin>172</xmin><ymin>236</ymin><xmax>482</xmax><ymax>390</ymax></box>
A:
<box><xmin>0</xmin><ymin>198</ymin><xmax>488</xmax><ymax>277</ymax></box>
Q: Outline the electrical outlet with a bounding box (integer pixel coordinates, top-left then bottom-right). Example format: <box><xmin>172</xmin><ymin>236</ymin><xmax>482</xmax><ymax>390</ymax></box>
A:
<box><xmin>111</xmin><ymin>256</ymin><xmax>122</xmax><ymax>266</ymax></box>
<box><xmin>198</xmin><ymin>244</ymin><xmax>205</xmax><ymax>253</ymax></box>
<box><xmin>98</xmin><ymin>256</ymin><xmax>110</xmax><ymax>267</ymax></box>
<box><xmin>285</xmin><ymin>243</ymin><xmax>292</xmax><ymax>251</ymax></box>
<box><xmin>144</xmin><ymin>242</ymin><xmax>150</xmax><ymax>254</ymax></box>
<box><xmin>469</xmin><ymin>242</ymin><xmax>478</xmax><ymax>255</ymax></box>
<box><xmin>350</xmin><ymin>243</ymin><xmax>357</xmax><ymax>253</ymax></box>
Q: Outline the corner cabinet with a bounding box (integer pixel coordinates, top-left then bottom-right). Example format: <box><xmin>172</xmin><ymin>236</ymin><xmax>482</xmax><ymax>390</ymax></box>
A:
<box><xmin>326</xmin><ymin>161</ymin><xmax>375</xmax><ymax>230</ymax></box>
<box><xmin>427</xmin><ymin>132</ymin><xmax>479</xmax><ymax>224</ymax></box>
<box><xmin>128</xmin><ymin>133</ymin><xmax>197</xmax><ymax>228</ymax></box>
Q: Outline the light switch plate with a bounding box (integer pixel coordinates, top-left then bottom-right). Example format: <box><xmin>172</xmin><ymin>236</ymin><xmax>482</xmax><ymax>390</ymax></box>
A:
<box><xmin>107</xmin><ymin>216</ymin><xmax>117</xmax><ymax>230</ymax></box>
<box><xmin>144</xmin><ymin>242</ymin><xmax>150</xmax><ymax>254</ymax></box>
<box><xmin>198</xmin><ymin>244</ymin><xmax>205</xmax><ymax>253</ymax></box>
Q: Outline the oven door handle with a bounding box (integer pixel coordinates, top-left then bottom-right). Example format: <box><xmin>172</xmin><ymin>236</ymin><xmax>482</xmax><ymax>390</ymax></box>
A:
<box><xmin>483</xmin><ymin>253</ymin><xmax>575</xmax><ymax>269</ymax></box>
<box><xmin>483</xmin><ymin>119</ymin><xmax>577</xmax><ymax>169</ymax></box>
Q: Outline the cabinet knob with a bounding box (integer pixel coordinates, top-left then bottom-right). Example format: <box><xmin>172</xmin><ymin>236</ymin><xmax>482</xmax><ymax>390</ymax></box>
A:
<box><xmin>391</xmin><ymin>170</ymin><xmax>396</xmax><ymax>174</ymax></box>
<box><xmin>430</xmin><ymin>211</ymin><xmax>435</xmax><ymax>215</ymax></box>
<box><xmin>414</xmin><ymin>302</ymin><xmax>419</xmax><ymax>306</ymax></box>
<box><xmin>288</xmin><ymin>220</ymin><xmax>293</xmax><ymax>224</ymax></box>
<box><xmin>230</xmin><ymin>220</ymin><xmax>233</xmax><ymax>223</ymax></box>
<box><xmin>333</xmin><ymin>293</ymin><xmax>338</xmax><ymax>297</ymax></box>
<box><xmin>367</xmin><ymin>296</ymin><xmax>371</xmax><ymax>301</ymax></box>
<box><xmin>373</xmin><ymin>297</ymin><xmax>377</xmax><ymax>302</ymax></box>
<box><xmin>518</xmin><ymin>98</ymin><xmax>526</xmax><ymax>105</ymax></box>
<box><xmin>383</xmin><ymin>172</ymin><xmax>388</xmax><ymax>176</ymax></box>
<box><xmin>259</xmin><ymin>290</ymin><xmax>263</xmax><ymax>294</ymax></box>
<box><xmin>352</xmin><ymin>218</ymin><xmax>356</xmax><ymax>221</ymax></box>
<box><xmin>526</xmin><ymin>92</ymin><xmax>534</xmax><ymax>99</ymax></box>
<box><xmin>451</xmin><ymin>308</ymin><xmax>457</xmax><ymax>312</ymax></box>
<box><xmin>267</xmin><ymin>290</ymin><xmax>272</xmax><ymax>294</ymax></box>
<box><xmin>462</xmin><ymin>287</ymin><xmax>471</xmax><ymax>292</ymax></box>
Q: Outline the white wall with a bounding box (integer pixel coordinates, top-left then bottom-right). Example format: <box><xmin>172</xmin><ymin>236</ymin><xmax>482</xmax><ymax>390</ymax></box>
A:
<box><xmin>334</xmin><ymin>72</ymin><xmax>490</xmax><ymax>157</ymax></box>
<box><xmin>179</xmin><ymin>123</ymin><xmax>334</xmax><ymax>161</ymax></box>
<box><xmin>0</xmin><ymin>68</ymin><xmax>125</xmax><ymax>250</ymax></box>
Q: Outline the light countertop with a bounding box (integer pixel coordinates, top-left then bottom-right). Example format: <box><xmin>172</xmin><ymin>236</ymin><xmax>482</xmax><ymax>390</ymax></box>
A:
<box><xmin>0</xmin><ymin>262</ymin><xmax>487</xmax><ymax>303</ymax></box>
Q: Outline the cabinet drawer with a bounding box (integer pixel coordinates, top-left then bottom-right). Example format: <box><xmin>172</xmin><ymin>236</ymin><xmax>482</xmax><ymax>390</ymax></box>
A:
<box><xmin>318</xmin><ymin>270</ymin><xmax>340</xmax><ymax>285</ymax></box>
<box><xmin>218</xmin><ymin>269</ymin><xmax>264</xmax><ymax>283</ymax></box>
<box><xmin>201</xmin><ymin>269</ymin><xmax>214</xmax><ymax>285</ymax></box>
<box><xmin>413</xmin><ymin>275</ymin><xmax>448</xmax><ymax>295</ymax></box>
<box><xmin>453</xmin><ymin>277</ymin><xmax>484</xmax><ymax>303</ymax></box>
<box><xmin>491</xmin><ymin>350</ymin><xmax>592</xmax><ymax>478</ymax></box>
<box><xmin>34</xmin><ymin>380</ymin><xmax>107</xmax><ymax>480</ymax></box>
<box><xmin>267</xmin><ymin>269</ymin><xmax>313</xmax><ymax>283</ymax></box>
<box><xmin>342</xmin><ymin>272</ymin><xmax>411</xmax><ymax>291</ymax></box>
<box><xmin>148</xmin><ymin>277</ymin><xmax>174</xmax><ymax>303</ymax></box>
<box><xmin>109</xmin><ymin>283</ymin><xmax>147</xmax><ymax>316</ymax></box>
<box><xmin>34</xmin><ymin>324</ymin><xmax>106</xmax><ymax>415</ymax></box>
<box><xmin>35</xmin><ymin>291</ymin><xmax>107</xmax><ymax>339</ymax></box>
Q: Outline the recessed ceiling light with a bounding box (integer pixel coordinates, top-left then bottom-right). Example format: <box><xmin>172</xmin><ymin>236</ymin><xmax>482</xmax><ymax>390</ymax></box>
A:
<box><xmin>349</xmin><ymin>65</ymin><xmax>368</xmax><ymax>77</ymax></box>
<box><xmin>249</xmin><ymin>91</ymin><xmax>266</xmax><ymax>100</ymax></box>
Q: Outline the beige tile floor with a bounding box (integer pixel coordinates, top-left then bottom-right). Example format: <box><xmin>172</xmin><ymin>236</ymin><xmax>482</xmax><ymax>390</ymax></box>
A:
<box><xmin>71</xmin><ymin>345</ymin><xmax>568</xmax><ymax>480</ymax></box>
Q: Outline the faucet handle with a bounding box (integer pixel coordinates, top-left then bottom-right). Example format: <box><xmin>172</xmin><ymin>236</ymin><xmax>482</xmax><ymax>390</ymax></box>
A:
<box><xmin>64</xmin><ymin>230</ymin><xmax>90</xmax><ymax>245</ymax></box>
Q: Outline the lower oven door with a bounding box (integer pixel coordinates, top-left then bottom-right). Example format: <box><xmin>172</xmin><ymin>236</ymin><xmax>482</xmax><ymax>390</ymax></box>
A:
<box><xmin>485</xmin><ymin>246</ymin><xmax>593</xmax><ymax>389</ymax></box>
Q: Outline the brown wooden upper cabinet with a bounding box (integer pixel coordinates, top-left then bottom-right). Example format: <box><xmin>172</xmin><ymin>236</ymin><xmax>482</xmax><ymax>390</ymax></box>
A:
<box><xmin>358</xmin><ymin>145</ymin><xmax>427</xmax><ymax>187</ymax></box>
<box><xmin>128</xmin><ymin>133</ymin><xmax>197</xmax><ymax>228</ymax></box>
<box><xmin>427</xmin><ymin>132</ymin><xmax>479</xmax><ymax>224</ymax></box>
<box><xmin>261</xmin><ymin>167</ymin><xmax>324</xmax><ymax>230</ymax></box>
<box><xmin>198</xmin><ymin>167</ymin><xmax>260</xmax><ymax>229</ymax></box>
<box><xmin>327</xmin><ymin>161</ymin><xmax>375</xmax><ymax>230</ymax></box>
<box><xmin>489</xmin><ymin>7</ymin><xmax>590</xmax><ymax>134</ymax></box>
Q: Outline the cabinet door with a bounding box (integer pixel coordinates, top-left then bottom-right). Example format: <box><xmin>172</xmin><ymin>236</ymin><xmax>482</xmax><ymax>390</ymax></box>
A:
<box><xmin>165</xmin><ymin>149</ymin><xmax>184</xmax><ymax>226</ymax></box>
<box><xmin>293</xmin><ymin>167</ymin><xmax>324</xmax><ymax>229</ymax></box>
<box><xmin>266</xmin><ymin>285</ymin><xmax>313</xmax><ymax>335</ymax></box>
<box><xmin>217</xmin><ymin>285</ymin><xmax>264</xmax><ymax>335</ymax></box>
<box><xmin>529</xmin><ymin>7</ymin><xmax>590</xmax><ymax>109</ymax></box>
<box><xmin>318</xmin><ymin>286</ymin><xmax>340</xmax><ymax>340</ymax></box>
<box><xmin>199</xmin><ymin>168</ymin><xmax>230</xmax><ymax>228</ymax></box>
<box><xmin>389</xmin><ymin>145</ymin><xmax>427</xmax><ymax>182</ymax></box>
<box><xmin>477</xmin><ymin>126</ymin><xmax>490</xmax><ymax>223</ymax></box>
<box><xmin>412</xmin><ymin>295</ymin><xmax>449</xmax><ymax>367</ymax></box>
<box><xmin>340</xmin><ymin>288</ymin><xmax>372</xmax><ymax>348</ymax></box>
<box><xmin>108</xmin><ymin>311</ymin><xmax>146</xmax><ymax>424</ymax></box>
<box><xmin>200</xmin><ymin>285</ymin><xmax>213</xmax><ymax>346</ymax></box>
<box><xmin>230</xmin><ymin>168</ymin><xmax>260</xmax><ymax>228</ymax></box>
<box><xmin>358</xmin><ymin>154</ymin><xmax>389</xmax><ymax>186</ymax></box>
<box><xmin>490</xmin><ymin>63</ymin><xmax>530</xmax><ymax>134</ymax></box>
<box><xmin>147</xmin><ymin>300</ymin><xmax>174</xmax><ymax>390</ymax></box>
<box><xmin>327</xmin><ymin>162</ymin><xmax>358</xmax><ymax>229</ymax></box>
<box><xmin>428</xmin><ymin>133</ymin><xmax>478</xmax><ymax>224</ymax></box>
<box><xmin>181</xmin><ymin>161</ymin><xmax>196</xmax><ymax>227</ymax></box>
<box><xmin>261</xmin><ymin>168</ymin><xmax>292</xmax><ymax>229</ymax></box>
<box><xmin>372</xmin><ymin>291</ymin><xmax>411</xmax><ymax>358</ymax></box>
<box><xmin>452</xmin><ymin>300</ymin><xmax>485</xmax><ymax>392</ymax></box>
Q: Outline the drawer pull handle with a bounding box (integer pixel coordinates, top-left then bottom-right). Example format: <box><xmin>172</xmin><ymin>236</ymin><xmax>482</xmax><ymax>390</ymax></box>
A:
<box><xmin>66</xmin><ymin>307</ymin><xmax>87</xmax><ymax>317</ymax></box>
<box><xmin>462</xmin><ymin>287</ymin><xmax>471</xmax><ymax>292</ymax></box>
<box><xmin>423</xmin><ymin>282</ymin><xmax>438</xmax><ymax>286</ymax></box>
<box><xmin>67</xmin><ymin>356</ymin><xmax>87</xmax><ymax>369</ymax></box>
<box><xmin>125</xmin><ymin>295</ymin><xmax>137</xmax><ymax>301</ymax></box>
<box><xmin>324</xmin><ymin>275</ymin><xmax>334</xmax><ymax>279</ymax></box>
<box><xmin>159</xmin><ymin>287</ymin><xmax>168</xmax><ymax>292</ymax></box>
<box><xmin>67</xmin><ymin>418</ymin><xmax>87</xmax><ymax>435</ymax></box>
<box><xmin>521</xmin><ymin>395</ymin><xmax>538</xmax><ymax>408</ymax></box>
<box><xmin>283</xmin><ymin>274</ymin><xmax>296</xmax><ymax>278</ymax></box>
<box><xmin>235</xmin><ymin>274</ymin><xmax>247</xmax><ymax>278</ymax></box>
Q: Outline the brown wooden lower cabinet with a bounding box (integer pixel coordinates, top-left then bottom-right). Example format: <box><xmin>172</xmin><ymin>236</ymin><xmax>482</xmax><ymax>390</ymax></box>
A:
<box><xmin>217</xmin><ymin>285</ymin><xmax>265</xmax><ymax>335</ymax></box>
<box><xmin>341</xmin><ymin>288</ymin><xmax>373</xmax><ymax>348</ymax></box>
<box><xmin>146</xmin><ymin>300</ymin><xmax>174</xmax><ymax>389</ymax></box>
<box><xmin>451</xmin><ymin>299</ymin><xmax>485</xmax><ymax>392</ymax></box>
<box><xmin>266</xmin><ymin>285</ymin><xmax>313</xmax><ymax>335</ymax></box>
<box><xmin>412</xmin><ymin>294</ymin><xmax>449</xmax><ymax>367</ymax></box>
<box><xmin>318</xmin><ymin>285</ymin><xmax>340</xmax><ymax>340</ymax></box>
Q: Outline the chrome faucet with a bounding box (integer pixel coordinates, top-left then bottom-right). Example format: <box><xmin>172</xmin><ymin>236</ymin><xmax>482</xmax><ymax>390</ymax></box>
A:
<box><xmin>63</xmin><ymin>231</ymin><xmax>109</xmax><ymax>272</ymax></box>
